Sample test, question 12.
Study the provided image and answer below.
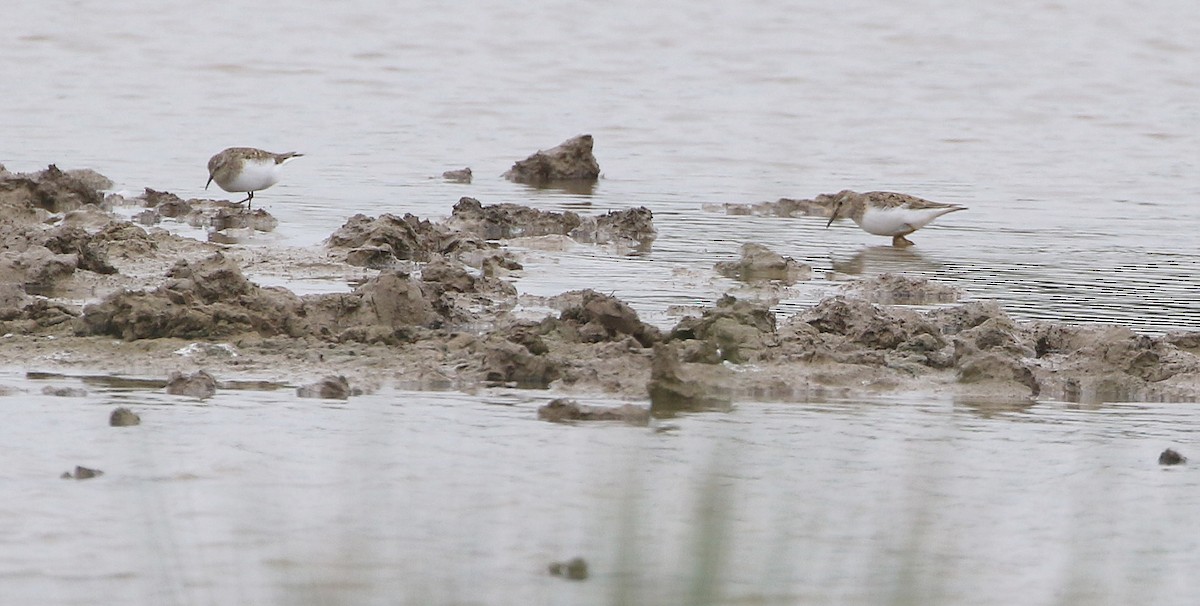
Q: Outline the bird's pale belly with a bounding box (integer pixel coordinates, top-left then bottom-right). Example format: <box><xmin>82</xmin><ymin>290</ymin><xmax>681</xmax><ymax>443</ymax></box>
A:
<box><xmin>857</xmin><ymin>207</ymin><xmax>923</xmax><ymax>236</ymax></box>
<box><xmin>221</xmin><ymin>162</ymin><xmax>282</xmax><ymax>193</ymax></box>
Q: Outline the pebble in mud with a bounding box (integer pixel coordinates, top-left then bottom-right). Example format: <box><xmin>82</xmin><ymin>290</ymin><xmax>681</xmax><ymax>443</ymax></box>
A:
<box><xmin>1159</xmin><ymin>448</ymin><xmax>1186</xmax><ymax>466</ymax></box>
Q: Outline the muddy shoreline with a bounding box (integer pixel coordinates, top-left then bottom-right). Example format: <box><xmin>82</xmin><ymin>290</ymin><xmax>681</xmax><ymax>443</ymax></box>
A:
<box><xmin>4</xmin><ymin>161</ymin><xmax>1200</xmax><ymax>409</ymax></box>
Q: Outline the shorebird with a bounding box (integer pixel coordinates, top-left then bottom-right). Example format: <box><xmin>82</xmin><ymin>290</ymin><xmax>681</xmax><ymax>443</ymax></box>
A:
<box><xmin>205</xmin><ymin>147</ymin><xmax>303</xmax><ymax>209</ymax></box>
<box><xmin>825</xmin><ymin>190</ymin><xmax>966</xmax><ymax>247</ymax></box>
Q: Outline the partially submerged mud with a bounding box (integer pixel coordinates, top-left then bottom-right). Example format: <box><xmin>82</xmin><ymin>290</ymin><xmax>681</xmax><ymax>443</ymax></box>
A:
<box><xmin>5</xmin><ymin>164</ymin><xmax>1200</xmax><ymax>408</ymax></box>
<box><xmin>503</xmin><ymin>134</ymin><xmax>601</xmax><ymax>187</ymax></box>
<box><xmin>715</xmin><ymin>243</ymin><xmax>810</xmax><ymax>285</ymax></box>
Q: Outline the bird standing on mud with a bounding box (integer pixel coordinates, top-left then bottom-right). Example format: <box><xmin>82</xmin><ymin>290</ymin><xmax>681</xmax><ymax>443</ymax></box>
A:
<box><xmin>205</xmin><ymin>147</ymin><xmax>303</xmax><ymax>209</ymax></box>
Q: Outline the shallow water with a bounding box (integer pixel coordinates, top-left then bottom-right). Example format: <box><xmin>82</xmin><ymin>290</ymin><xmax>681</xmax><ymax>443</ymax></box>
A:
<box><xmin>4</xmin><ymin>0</ymin><xmax>1200</xmax><ymax>603</ymax></box>
<box><xmin>5</xmin><ymin>373</ymin><xmax>1200</xmax><ymax>605</ymax></box>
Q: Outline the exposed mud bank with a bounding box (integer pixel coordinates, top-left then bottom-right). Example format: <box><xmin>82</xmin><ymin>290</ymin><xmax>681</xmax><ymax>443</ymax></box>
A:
<box><xmin>4</xmin><ymin>164</ymin><xmax>1200</xmax><ymax>406</ymax></box>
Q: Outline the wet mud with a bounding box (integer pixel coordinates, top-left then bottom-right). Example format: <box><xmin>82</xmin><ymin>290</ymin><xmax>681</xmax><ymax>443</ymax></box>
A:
<box><xmin>4</xmin><ymin>162</ymin><xmax>1200</xmax><ymax>407</ymax></box>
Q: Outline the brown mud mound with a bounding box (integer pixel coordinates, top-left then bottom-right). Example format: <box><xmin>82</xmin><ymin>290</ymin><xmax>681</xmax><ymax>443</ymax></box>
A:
<box><xmin>668</xmin><ymin>295</ymin><xmax>778</xmax><ymax>363</ymax></box>
<box><xmin>297</xmin><ymin>375</ymin><xmax>354</xmax><ymax>399</ymax></box>
<box><xmin>448</xmin><ymin>197</ymin><xmax>656</xmax><ymax>247</ymax></box>
<box><xmin>80</xmin><ymin>253</ymin><xmax>307</xmax><ymax>340</ymax></box>
<box><xmin>550</xmin><ymin>289</ymin><xmax>661</xmax><ymax>347</ymax></box>
<box><xmin>537</xmin><ymin>398</ymin><xmax>650</xmax><ymax>425</ymax></box>
<box><xmin>447</xmin><ymin>197</ymin><xmax>582</xmax><ymax>240</ymax></box>
<box><xmin>0</xmin><ymin>164</ymin><xmax>111</xmax><ymax>214</ymax></box>
<box><xmin>570</xmin><ymin>207</ymin><xmax>657</xmax><ymax>247</ymax></box>
<box><xmin>1028</xmin><ymin>322</ymin><xmax>1200</xmax><ymax>402</ymax></box>
<box><xmin>714</xmin><ymin>243</ymin><xmax>810</xmax><ymax>284</ymax></box>
<box><xmin>442</xmin><ymin>167</ymin><xmax>472</xmax><ymax>183</ymax></box>
<box><xmin>326</xmin><ymin>211</ymin><xmax>491</xmax><ymax>268</ymax></box>
<box><xmin>109</xmin><ymin>406</ymin><xmax>141</xmax><ymax>427</ymax></box>
<box><xmin>841</xmin><ymin>273</ymin><xmax>961</xmax><ymax>305</ymax></box>
<box><xmin>0</xmin><ymin>219</ymin><xmax>124</xmax><ymax>298</ymax></box>
<box><xmin>165</xmin><ymin>370</ymin><xmax>218</xmax><ymax>399</ymax></box>
<box><xmin>0</xmin><ymin>298</ymin><xmax>80</xmax><ymax>335</ymax></box>
<box><xmin>82</xmin><ymin>249</ymin><xmax>518</xmax><ymax>344</ymax></box>
<box><xmin>125</xmin><ymin>188</ymin><xmax>279</xmax><ymax>242</ymax></box>
<box><xmin>648</xmin><ymin>343</ymin><xmax>734</xmax><ymax>414</ymax></box>
<box><xmin>475</xmin><ymin>335</ymin><xmax>563</xmax><ymax>388</ymax></box>
<box><xmin>503</xmin><ymin>134</ymin><xmax>600</xmax><ymax>186</ymax></box>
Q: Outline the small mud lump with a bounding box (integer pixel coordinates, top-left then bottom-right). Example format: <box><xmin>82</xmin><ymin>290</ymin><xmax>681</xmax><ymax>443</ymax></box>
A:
<box><xmin>109</xmin><ymin>407</ymin><xmax>141</xmax><ymax>427</ymax></box>
<box><xmin>1159</xmin><ymin>448</ymin><xmax>1187</xmax><ymax>466</ymax></box>
<box><xmin>548</xmin><ymin>557</ymin><xmax>589</xmax><ymax>581</ymax></box>
<box><xmin>165</xmin><ymin>370</ymin><xmax>218</xmax><ymax>399</ymax></box>
<box><xmin>503</xmin><ymin>134</ymin><xmax>600</xmax><ymax>186</ymax></box>
<box><xmin>297</xmin><ymin>375</ymin><xmax>352</xmax><ymax>399</ymax></box>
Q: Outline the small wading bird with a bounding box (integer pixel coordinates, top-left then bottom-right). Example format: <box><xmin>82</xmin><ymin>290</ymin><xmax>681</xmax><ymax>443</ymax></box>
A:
<box><xmin>825</xmin><ymin>190</ymin><xmax>966</xmax><ymax>247</ymax></box>
<box><xmin>205</xmin><ymin>147</ymin><xmax>303</xmax><ymax>209</ymax></box>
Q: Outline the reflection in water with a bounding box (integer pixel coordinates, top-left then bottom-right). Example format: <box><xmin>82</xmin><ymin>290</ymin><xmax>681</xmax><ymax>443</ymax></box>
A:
<box><xmin>954</xmin><ymin>396</ymin><xmax>1038</xmax><ymax>418</ymax></box>
<box><xmin>518</xmin><ymin>179</ymin><xmax>598</xmax><ymax>196</ymax></box>
<box><xmin>829</xmin><ymin>245</ymin><xmax>946</xmax><ymax>276</ymax></box>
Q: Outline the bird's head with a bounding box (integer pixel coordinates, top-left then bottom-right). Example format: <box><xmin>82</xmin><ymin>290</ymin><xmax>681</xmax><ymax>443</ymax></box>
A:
<box><xmin>825</xmin><ymin>190</ymin><xmax>855</xmax><ymax>228</ymax></box>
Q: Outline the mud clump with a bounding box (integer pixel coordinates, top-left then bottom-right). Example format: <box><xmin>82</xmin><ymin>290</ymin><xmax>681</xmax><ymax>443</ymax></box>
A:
<box><xmin>326</xmin><ymin>212</ymin><xmax>490</xmax><ymax>268</ymax></box>
<box><xmin>554</xmin><ymin>289</ymin><xmax>660</xmax><ymax>347</ymax></box>
<box><xmin>470</xmin><ymin>336</ymin><xmax>560</xmax><ymax>388</ymax></box>
<box><xmin>449</xmin><ymin>197</ymin><xmax>656</xmax><ymax>247</ymax></box>
<box><xmin>140</xmin><ymin>188</ymin><xmax>193</xmax><ymax>218</ymax></box>
<box><xmin>648</xmin><ymin>343</ymin><xmax>733</xmax><ymax>414</ymax></box>
<box><xmin>300</xmin><ymin>271</ymin><xmax>437</xmax><ymax>344</ymax></box>
<box><xmin>0</xmin><ymin>298</ymin><xmax>79</xmax><ymax>335</ymax></box>
<box><xmin>537</xmin><ymin>398</ymin><xmax>650</xmax><ymax>425</ymax></box>
<box><xmin>1159</xmin><ymin>449</ymin><xmax>1186</xmax><ymax>466</ymax></box>
<box><xmin>109</xmin><ymin>406</ymin><xmax>141</xmax><ymax>427</ymax></box>
<box><xmin>570</xmin><ymin>207</ymin><xmax>657</xmax><ymax>248</ymax></box>
<box><xmin>134</xmin><ymin>188</ymin><xmax>279</xmax><ymax>240</ymax></box>
<box><xmin>61</xmin><ymin>465</ymin><xmax>104</xmax><ymax>480</ymax></box>
<box><xmin>82</xmin><ymin>247</ymin><xmax>513</xmax><ymax>345</ymax></box>
<box><xmin>548</xmin><ymin>557</ymin><xmax>589</xmax><ymax>581</ymax></box>
<box><xmin>166</xmin><ymin>370</ymin><xmax>218</xmax><ymax>399</ymax></box>
<box><xmin>297</xmin><ymin>375</ymin><xmax>353</xmax><ymax>399</ymax></box>
<box><xmin>442</xmin><ymin>167</ymin><xmax>472</xmax><ymax>183</ymax></box>
<box><xmin>81</xmin><ymin>253</ymin><xmax>306</xmax><ymax>340</ymax></box>
<box><xmin>803</xmin><ymin>296</ymin><xmax>941</xmax><ymax>353</ymax></box>
<box><xmin>420</xmin><ymin>258</ymin><xmax>518</xmax><ymax>324</ymax></box>
<box><xmin>669</xmin><ymin>295</ymin><xmax>778</xmax><ymax>363</ymax></box>
<box><xmin>1027</xmin><ymin>322</ymin><xmax>1200</xmax><ymax>402</ymax></box>
<box><xmin>0</xmin><ymin>248</ymin><xmax>78</xmax><ymax>296</ymax></box>
<box><xmin>0</xmin><ymin>164</ymin><xmax>110</xmax><ymax>214</ymax></box>
<box><xmin>841</xmin><ymin>273</ymin><xmax>961</xmax><ymax>305</ymax></box>
<box><xmin>503</xmin><ymin>134</ymin><xmax>600</xmax><ymax>186</ymax></box>
<box><xmin>714</xmin><ymin>243</ymin><xmax>810</xmax><ymax>284</ymax></box>
<box><xmin>447</xmin><ymin>197</ymin><xmax>582</xmax><ymax>240</ymax></box>
<box><xmin>0</xmin><ymin>221</ymin><xmax>123</xmax><ymax>297</ymax></box>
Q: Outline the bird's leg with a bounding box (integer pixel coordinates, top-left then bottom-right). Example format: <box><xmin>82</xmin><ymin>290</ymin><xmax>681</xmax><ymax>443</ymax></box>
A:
<box><xmin>235</xmin><ymin>191</ymin><xmax>255</xmax><ymax>210</ymax></box>
<box><xmin>892</xmin><ymin>234</ymin><xmax>915</xmax><ymax>247</ymax></box>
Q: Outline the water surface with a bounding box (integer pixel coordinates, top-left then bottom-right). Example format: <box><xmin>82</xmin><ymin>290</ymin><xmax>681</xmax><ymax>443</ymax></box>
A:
<box><xmin>4</xmin><ymin>374</ymin><xmax>1200</xmax><ymax>605</ymax></box>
